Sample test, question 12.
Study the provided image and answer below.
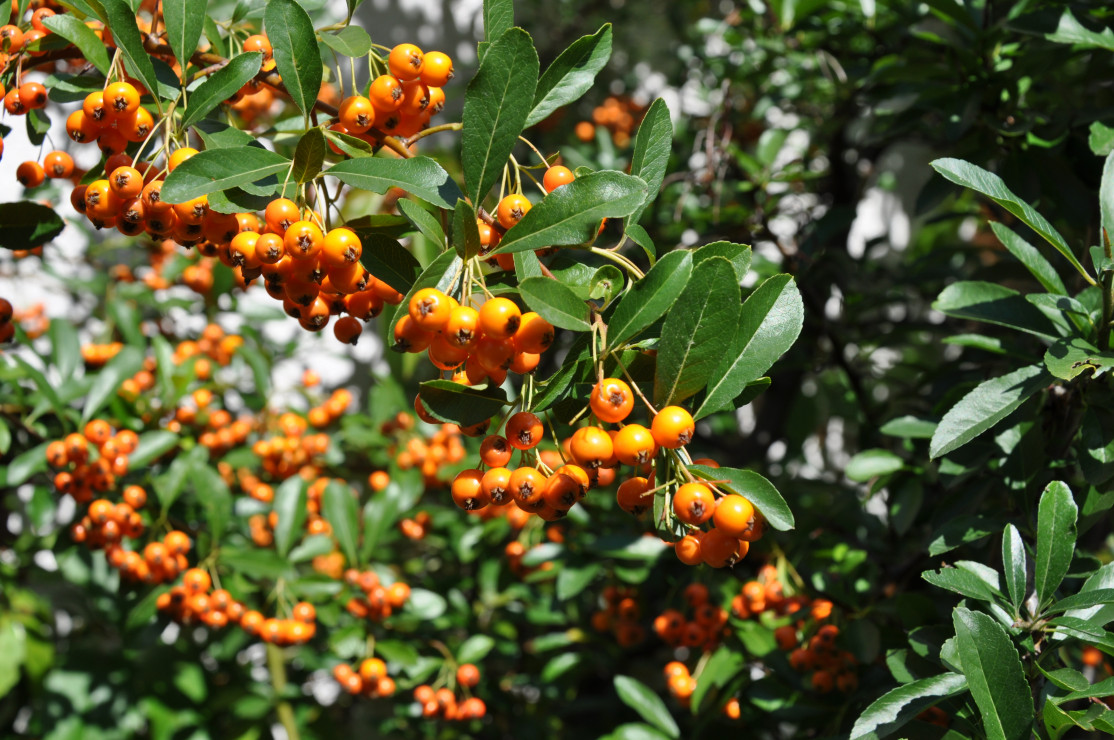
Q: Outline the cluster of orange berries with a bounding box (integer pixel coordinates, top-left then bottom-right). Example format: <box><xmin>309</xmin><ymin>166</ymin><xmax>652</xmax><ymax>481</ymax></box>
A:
<box><xmin>661</xmin><ymin>661</ymin><xmax>741</xmax><ymax>719</ymax></box>
<box><xmin>307</xmin><ymin>388</ymin><xmax>352</xmax><ymax>428</ymax></box>
<box><xmin>81</xmin><ymin>341</ymin><xmax>124</xmax><ymax>366</ymax></box>
<box><xmin>332</xmin><ymin>657</ymin><xmax>396</xmax><ymax>699</ymax></box>
<box><xmin>399</xmin><ymin>510</ymin><xmax>431</xmax><ymax>540</ymax></box>
<box><xmin>590</xmin><ymin>585</ymin><xmax>647</xmax><ymax>647</ymax></box>
<box><xmin>331</xmin><ymin>43</ymin><xmax>453</xmax><ymax>144</ymax></box>
<box><xmin>247</xmin><ymin>412</ymin><xmax>331</xmax><ymax>484</ymax></box>
<box><xmin>502</xmin><ymin>539</ymin><xmax>551</xmax><ymax>578</ymax></box>
<box><xmin>412</xmin><ymin>664</ymin><xmax>486</xmax><ymax>721</ymax></box>
<box><xmin>574</xmin><ymin>95</ymin><xmax>645</xmax><ymax>147</ymax></box>
<box><xmin>47</xmin><ymin>420</ymin><xmax>140</xmax><ymax>502</ymax></box>
<box><xmin>343</xmin><ymin>568</ymin><xmax>411</xmax><ymax>622</ymax></box>
<box><xmin>99</xmin><ymin>526</ymin><xmax>192</xmax><ymax>584</ymax></box>
<box><xmin>69</xmin><ymin>492</ymin><xmax>148</xmax><ymax>552</ymax></box>
<box><xmin>652</xmin><ymin>583</ymin><xmax>729</xmax><ymax>652</ymax></box>
<box><xmin>388</xmin><ymin>417</ymin><xmax>466</xmax><ymax>486</ymax></box>
<box><xmin>171</xmin><ymin>325</ymin><xmax>244</xmax><ymax>374</ymax></box>
<box><xmin>172</xmin><ymin>389</ymin><xmax>255</xmax><ymax>455</ymax></box>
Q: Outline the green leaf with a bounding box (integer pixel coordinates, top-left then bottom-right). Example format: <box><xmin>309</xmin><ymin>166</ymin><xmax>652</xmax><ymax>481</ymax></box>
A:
<box><xmin>654</xmin><ymin>257</ymin><xmax>740</xmax><ymax>405</ymax></box>
<box><xmin>696</xmin><ymin>273</ymin><xmax>803</xmax><ymax>419</ymax></box>
<box><xmin>849</xmin><ymin>672</ymin><xmax>968</xmax><ymax>740</ymax></box>
<box><xmin>1044</xmin><ymin>337</ymin><xmax>1114</xmax><ymax>381</ymax></box>
<box><xmin>318</xmin><ymin>26</ymin><xmax>372</xmax><ymax>58</ymax></box>
<box><xmin>607</xmin><ymin>250</ymin><xmax>693</xmax><ymax>349</ymax></box>
<box><xmin>880</xmin><ymin>416</ymin><xmax>937</xmax><ymax>439</ymax></box>
<box><xmin>1035</xmin><ymin>480</ymin><xmax>1078</xmax><ymax>607</ymax></box>
<box><xmin>929</xmin><ymin>364</ymin><xmax>1051</xmax><ymax>459</ymax></box>
<box><xmin>1090</xmin><ymin>122</ymin><xmax>1114</xmax><ymax>156</ymax></box>
<box><xmin>163</xmin><ymin>0</ymin><xmax>205</xmax><ymax>80</ymax></box>
<box><xmin>526</xmin><ymin>24</ymin><xmax>612</xmax><ymax>127</ymax></box>
<box><xmin>933</xmin><ymin>281</ymin><xmax>1058</xmax><ymax>338</ymax></box>
<box><xmin>1045</xmin><ymin>589</ymin><xmax>1114</xmax><ymax>615</ymax></box>
<box><xmin>264</xmin><ymin>0</ymin><xmax>322</xmax><ymax>119</ymax></box>
<box><xmin>451</xmin><ymin>199</ymin><xmax>480</xmax><ymax>260</ymax></box>
<box><xmin>417</xmin><ymin>380</ymin><xmax>508</xmax><ymax>426</ymax></box>
<box><xmin>989</xmin><ymin>222</ymin><xmax>1066</xmax><ymax>295</ymax></box>
<box><xmin>953</xmin><ymin>607</ymin><xmax>1034</xmax><ymax>740</ymax></box>
<box><xmin>518</xmin><ymin>276</ymin><xmax>591</xmax><ymax>331</ymax></box>
<box><xmin>1002</xmin><ymin>524</ymin><xmax>1027</xmax><ymax>611</ymax></box>
<box><xmin>356</xmin><ymin>233</ymin><xmax>422</xmax><ymax>295</ymax></box>
<box><xmin>457</xmin><ymin>634</ymin><xmax>496</xmax><ymax>664</ymax></box>
<box><xmin>0</xmin><ymin>619</ymin><xmax>27</xmax><ymax>699</ymax></box>
<box><xmin>0</xmin><ymin>202</ymin><xmax>65</xmax><ymax>250</ymax></box>
<box><xmin>100</xmin><ymin>0</ymin><xmax>161</xmax><ymax>104</ymax></box>
<box><xmin>492</xmin><ymin>171</ymin><xmax>648</xmax><ymax>255</ymax></box>
<box><xmin>923</xmin><ymin>565</ymin><xmax>1001</xmax><ymax>601</ymax></box>
<box><xmin>689</xmin><ymin>464</ymin><xmax>794</xmax><ymax>531</ymax></box>
<box><xmin>160</xmin><ymin>147</ymin><xmax>290</xmax><ymax>203</ymax></box>
<box><xmin>41</xmin><ymin>13</ymin><xmax>111</xmax><ymax>75</ymax></box>
<box><xmin>693</xmin><ymin>241</ymin><xmax>751</xmax><ymax>284</ymax></box>
<box><xmin>82</xmin><ymin>346</ymin><xmax>144</xmax><ymax>423</ymax></box>
<box><xmin>181</xmin><ymin>52</ymin><xmax>263</xmax><ymax>129</ymax></box>
<box><xmin>556</xmin><ymin>562</ymin><xmax>601</xmax><ymax>601</ymax></box>
<box><xmin>483</xmin><ymin>0</ymin><xmax>513</xmax><ymax>43</ymax></box>
<box><xmin>328</xmin><ymin>156</ymin><xmax>462</xmax><ymax>210</ymax></box>
<box><xmin>272</xmin><ymin>477</ymin><xmax>307</xmax><ymax>557</ymax></box>
<box><xmin>128</xmin><ymin>431</ymin><xmax>179</xmax><ymax>468</ymax></box>
<box><xmin>360</xmin><ymin>470</ymin><xmax>422</xmax><ymax>562</ymax></box>
<box><xmin>690</xmin><ymin>645</ymin><xmax>745</xmax><ymax>713</ymax></box>
<box><xmin>627</xmin><ymin>98</ymin><xmax>673</xmax><ymax>225</ymax></box>
<box><xmin>613</xmin><ymin>675</ymin><xmax>680</xmax><ymax>739</ymax></box>
<box><xmin>462</xmin><ymin>27</ymin><xmax>539</xmax><ymax>205</ymax></box>
<box><xmin>590</xmin><ymin>264</ymin><xmax>624</xmax><ymax>306</ymax></box>
<box><xmin>291</xmin><ymin>128</ymin><xmax>326</xmax><ymax>184</ymax></box>
<box><xmin>398</xmin><ymin>198</ymin><xmax>445</xmax><ymax>248</ymax></box>
<box><xmin>191</xmin><ymin>459</ymin><xmax>232</xmax><ymax>546</ymax></box>
<box><xmin>846</xmin><ymin>449</ymin><xmax>904</xmax><ymax>482</ymax></box>
<box><xmin>0</xmin><ymin>442</ymin><xmax>47</xmax><ymax>488</ymax></box>
<box><xmin>600</xmin><ymin>725</ymin><xmax>672</xmax><ymax>740</ymax></box>
<box><xmin>1103</xmin><ymin>152</ymin><xmax>1114</xmax><ymax>249</ymax></box>
<box><xmin>1045</xmin><ymin>8</ymin><xmax>1114</xmax><ymax>51</ymax></box>
<box><xmin>49</xmin><ymin>319</ymin><xmax>80</xmax><ymax>382</ymax></box>
<box><xmin>931</xmin><ymin>158</ymin><xmax>1090</xmax><ymax>282</ymax></box>
<box><xmin>323</xmin><ymin>128</ymin><xmax>374</xmax><ymax>158</ymax></box>
<box><xmin>322</xmin><ymin>480</ymin><xmax>360</xmax><ymax>566</ymax></box>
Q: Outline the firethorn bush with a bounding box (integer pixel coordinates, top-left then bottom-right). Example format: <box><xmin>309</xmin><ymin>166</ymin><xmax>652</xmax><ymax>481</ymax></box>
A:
<box><xmin>5</xmin><ymin>0</ymin><xmax>1114</xmax><ymax>738</ymax></box>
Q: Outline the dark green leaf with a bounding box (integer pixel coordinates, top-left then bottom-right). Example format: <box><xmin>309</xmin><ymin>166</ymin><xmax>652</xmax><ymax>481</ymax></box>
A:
<box><xmin>0</xmin><ymin>442</ymin><xmax>48</xmax><ymax>487</ymax></box>
<box><xmin>590</xmin><ymin>265</ymin><xmax>624</xmax><ymax>306</ymax></box>
<box><xmin>457</xmin><ymin>634</ymin><xmax>496</xmax><ymax>664</ymax></box>
<box><xmin>164</xmin><ymin>0</ymin><xmax>205</xmax><ymax>80</ymax></box>
<box><xmin>100</xmin><ymin>0</ymin><xmax>161</xmax><ymax>103</ymax></box>
<box><xmin>627</xmin><ymin>98</ymin><xmax>673</xmax><ymax>225</ymax></box>
<box><xmin>923</xmin><ymin>564</ymin><xmax>1001</xmax><ymax>601</ymax></box>
<box><xmin>451</xmin><ymin>199</ymin><xmax>480</xmax><ymax>260</ymax></box>
<box><xmin>556</xmin><ymin>562</ymin><xmax>601</xmax><ymax>601</ymax></box>
<box><xmin>933</xmin><ymin>281</ymin><xmax>1058</xmax><ymax>338</ymax></box>
<box><xmin>356</xmin><ymin>233</ymin><xmax>422</xmax><ymax>295</ymax></box>
<box><xmin>850</xmin><ymin>672</ymin><xmax>968</xmax><ymax>740</ymax></box>
<box><xmin>360</xmin><ymin>470</ymin><xmax>423</xmax><ymax>562</ymax></box>
<box><xmin>128</xmin><ymin>431</ymin><xmax>179</xmax><ymax>468</ymax></box>
<box><xmin>526</xmin><ymin>24</ymin><xmax>612</xmax><ymax>127</ymax></box>
<box><xmin>989</xmin><ymin>222</ymin><xmax>1066</xmax><ymax>295</ymax></box>
<box><xmin>1035</xmin><ymin>480</ymin><xmax>1078</xmax><ymax>607</ymax></box>
<box><xmin>1046</xmin><ymin>589</ymin><xmax>1114</xmax><ymax>615</ymax></box>
<box><xmin>181</xmin><ymin>52</ymin><xmax>263</xmax><ymax>129</ymax></box>
<box><xmin>82</xmin><ymin>346</ymin><xmax>144</xmax><ymax>423</ymax></box>
<box><xmin>953</xmin><ymin>607</ymin><xmax>1034</xmax><ymax>740</ymax></box>
<box><xmin>696</xmin><ymin>273</ymin><xmax>802</xmax><ymax>419</ymax></box>
<box><xmin>483</xmin><ymin>0</ymin><xmax>513</xmax><ymax>43</ymax></box>
<box><xmin>693</xmin><ymin>241</ymin><xmax>751</xmax><ymax>284</ymax></box>
<box><xmin>690</xmin><ymin>645</ymin><xmax>745</xmax><ymax>712</ymax></box>
<box><xmin>0</xmin><ymin>202</ymin><xmax>65</xmax><ymax>250</ymax></box>
<box><xmin>607</xmin><ymin>250</ymin><xmax>692</xmax><ymax>348</ymax></box>
<box><xmin>1044</xmin><ymin>338</ymin><xmax>1114</xmax><ymax>381</ymax></box>
<box><xmin>328</xmin><ymin>156</ymin><xmax>462</xmax><ymax>210</ymax></box>
<box><xmin>322</xmin><ymin>480</ymin><xmax>360</xmax><ymax>566</ymax></box>
<box><xmin>1002</xmin><ymin>524</ymin><xmax>1027</xmax><ymax>611</ymax></box>
<box><xmin>492</xmin><ymin>171</ymin><xmax>648</xmax><ymax>255</ymax></box>
<box><xmin>613</xmin><ymin>675</ymin><xmax>680</xmax><ymax>739</ymax></box>
<box><xmin>291</xmin><ymin>128</ymin><xmax>326</xmax><ymax>184</ymax></box>
<box><xmin>462</xmin><ymin>27</ymin><xmax>539</xmax><ymax>205</ymax></box>
<box><xmin>518</xmin><ymin>276</ymin><xmax>591</xmax><ymax>331</ymax></box>
<box><xmin>397</xmin><ymin>198</ymin><xmax>445</xmax><ymax>247</ymax></box>
<box><xmin>880</xmin><ymin>416</ymin><xmax>937</xmax><ymax>439</ymax></box>
<box><xmin>654</xmin><ymin>257</ymin><xmax>740</xmax><ymax>405</ymax></box>
<box><xmin>1102</xmin><ymin>152</ymin><xmax>1114</xmax><ymax>251</ymax></box>
<box><xmin>929</xmin><ymin>364</ymin><xmax>1051</xmax><ymax>459</ymax></box>
<box><xmin>264</xmin><ymin>0</ymin><xmax>322</xmax><ymax>118</ymax></box>
<box><xmin>1045</xmin><ymin>9</ymin><xmax>1114</xmax><ymax>51</ymax></box>
<box><xmin>417</xmin><ymin>380</ymin><xmax>508</xmax><ymax>426</ymax></box>
<box><xmin>689</xmin><ymin>464</ymin><xmax>794</xmax><ymax>531</ymax></box>
<box><xmin>49</xmin><ymin>319</ymin><xmax>80</xmax><ymax>382</ymax></box>
<box><xmin>932</xmin><ymin>158</ymin><xmax>1089</xmax><ymax>281</ymax></box>
<box><xmin>318</xmin><ymin>26</ymin><xmax>372</xmax><ymax>58</ymax></box>
<box><xmin>160</xmin><ymin>147</ymin><xmax>290</xmax><ymax>203</ymax></box>
<box><xmin>41</xmin><ymin>13</ymin><xmax>111</xmax><ymax>75</ymax></box>
<box><xmin>323</xmin><ymin>128</ymin><xmax>374</xmax><ymax>158</ymax></box>
<box><xmin>272</xmin><ymin>477</ymin><xmax>307</xmax><ymax>557</ymax></box>
<box><xmin>406</xmin><ymin>588</ymin><xmax>446</xmax><ymax>619</ymax></box>
<box><xmin>191</xmin><ymin>459</ymin><xmax>232</xmax><ymax>546</ymax></box>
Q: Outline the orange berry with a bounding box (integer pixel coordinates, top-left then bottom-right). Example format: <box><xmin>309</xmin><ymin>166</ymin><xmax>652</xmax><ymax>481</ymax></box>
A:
<box><xmin>388</xmin><ymin>43</ymin><xmax>424</xmax><ymax>81</ymax></box>
<box><xmin>496</xmin><ymin>193</ymin><xmax>531</xmax><ymax>230</ymax></box>
<box><xmin>712</xmin><ymin>494</ymin><xmax>756</xmax><ymax>538</ymax></box>
<box><xmin>543</xmin><ymin>166</ymin><xmax>575</xmax><ymax>192</ymax></box>
<box><xmin>419</xmin><ymin>51</ymin><xmax>453</xmax><ymax>87</ymax></box>
<box><xmin>478</xmin><ymin>297</ymin><xmax>521</xmax><ymax>339</ymax></box>
<box><xmin>505</xmin><ymin>412</ymin><xmax>543</xmax><ymax>450</ymax></box>
<box><xmin>651</xmin><ymin>406</ymin><xmax>695</xmax><ymax>449</ymax></box>
<box><xmin>589</xmin><ymin>378</ymin><xmax>634</xmax><ymax>423</ymax></box>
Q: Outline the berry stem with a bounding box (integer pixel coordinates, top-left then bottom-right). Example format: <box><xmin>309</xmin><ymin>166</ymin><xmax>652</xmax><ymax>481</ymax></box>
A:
<box><xmin>266</xmin><ymin>643</ymin><xmax>301</xmax><ymax>740</ymax></box>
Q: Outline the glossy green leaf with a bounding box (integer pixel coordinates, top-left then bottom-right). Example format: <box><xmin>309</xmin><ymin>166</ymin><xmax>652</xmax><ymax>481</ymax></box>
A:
<box><xmin>527</xmin><ymin>24</ymin><xmax>612</xmax><ymax>127</ymax></box>
<box><xmin>328</xmin><ymin>156</ymin><xmax>462</xmax><ymax>210</ymax></box>
<box><xmin>100</xmin><ymin>0</ymin><xmax>161</xmax><ymax>104</ymax></box>
<box><xmin>607</xmin><ymin>249</ymin><xmax>692</xmax><ymax>349</ymax></box>
<box><xmin>451</xmin><ymin>199</ymin><xmax>480</xmax><ymax>260</ymax></box>
<box><xmin>846</xmin><ymin>449</ymin><xmax>904</xmax><ymax>482</ymax></box>
<box><xmin>850</xmin><ymin>672</ymin><xmax>968</xmax><ymax>740</ymax></box>
<box><xmin>697</xmin><ymin>273</ymin><xmax>802</xmax><ymax>419</ymax></box>
<box><xmin>41</xmin><ymin>13</ymin><xmax>111</xmax><ymax>75</ymax></box>
<box><xmin>360</xmin><ymin>470</ymin><xmax>422</xmax><ymax>562</ymax></box>
<box><xmin>49</xmin><ymin>319</ymin><xmax>80</xmax><ymax>382</ymax></box>
<box><xmin>457</xmin><ymin>634</ymin><xmax>496</xmax><ymax>664</ymax></box>
<box><xmin>272</xmin><ymin>477</ymin><xmax>307</xmax><ymax>557</ymax></box>
<box><xmin>179</xmin><ymin>54</ymin><xmax>264</xmax><ymax>128</ymax></box>
<box><xmin>164</xmin><ymin>0</ymin><xmax>205</xmax><ymax>80</ymax></box>
<box><xmin>654</xmin><ymin>257</ymin><xmax>740</xmax><ymax>405</ymax></box>
<box><xmin>492</xmin><ymin>171</ymin><xmax>648</xmax><ymax>254</ymax></box>
<box><xmin>1002</xmin><ymin>524</ymin><xmax>1027</xmax><ymax>611</ymax></box>
<box><xmin>929</xmin><ymin>364</ymin><xmax>1051</xmax><ymax>459</ymax></box>
<box><xmin>518</xmin><ymin>276</ymin><xmax>591</xmax><ymax>331</ymax></box>
<box><xmin>989</xmin><ymin>222</ymin><xmax>1066</xmax><ymax>295</ymax></box>
<box><xmin>1046</xmin><ymin>8</ymin><xmax>1114</xmax><ymax>51</ymax></box>
<box><xmin>933</xmin><ymin>281</ymin><xmax>1058</xmax><ymax>338</ymax></box>
<box><xmin>406</xmin><ymin>588</ymin><xmax>447</xmax><ymax>619</ymax></box>
<box><xmin>923</xmin><ymin>565</ymin><xmax>1001</xmax><ymax>601</ymax></box>
<box><xmin>1035</xmin><ymin>480</ymin><xmax>1077</xmax><ymax>607</ymax></box>
<box><xmin>483</xmin><ymin>0</ymin><xmax>513</xmax><ymax>43</ymax></box>
<box><xmin>689</xmin><ymin>464</ymin><xmax>794</xmax><ymax>531</ymax></box>
<box><xmin>1090</xmin><ymin>122</ymin><xmax>1114</xmax><ymax>156</ymax></box>
<box><xmin>953</xmin><ymin>607</ymin><xmax>1033</xmax><ymax>740</ymax></box>
<box><xmin>264</xmin><ymin>0</ymin><xmax>322</xmax><ymax>119</ymax></box>
<box><xmin>690</xmin><ymin>645</ymin><xmax>745</xmax><ymax>712</ymax></box>
<box><xmin>82</xmin><ymin>346</ymin><xmax>144</xmax><ymax>423</ymax></box>
<box><xmin>356</xmin><ymin>233</ymin><xmax>422</xmax><ymax>295</ymax></box>
<box><xmin>1045</xmin><ymin>589</ymin><xmax>1114</xmax><ymax>615</ymax></box>
<box><xmin>291</xmin><ymin>128</ymin><xmax>326</xmax><ymax>184</ymax></box>
<box><xmin>0</xmin><ymin>202</ymin><xmax>65</xmax><ymax>250</ymax></box>
<box><xmin>627</xmin><ymin>98</ymin><xmax>673</xmax><ymax>225</ymax></box>
<box><xmin>397</xmin><ymin>198</ymin><xmax>445</xmax><ymax>247</ymax></box>
<box><xmin>693</xmin><ymin>241</ymin><xmax>751</xmax><ymax>284</ymax></box>
<box><xmin>128</xmin><ymin>431</ymin><xmax>179</xmax><ymax>468</ymax></box>
<box><xmin>417</xmin><ymin>380</ymin><xmax>508</xmax><ymax>426</ymax></box>
<box><xmin>318</xmin><ymin>26</ymin><xmax>372</xmax><ymax>58</ymax></box>
<box><xmin>556</xmin><ymin>562</ymin><xmax>601</xmax><ymax>601</ymax></box>
<box><xmin>932</xmin><ymin>158</ymin><xmax>1089</xmax><ymax>282</ymax></box>
<box><xmin>160</xmin><ymin>147</ymin><xmax>290</xmax><ymax>203</ymax></box>
<box><xmin>191</xmin><ymin>458</ymin><xmax>232</xmax><ymax>546</ymax></box>
<box><xmin>462</xmin><ymin>27</ymin><xmax>539</xmax><ymax>205</ymax></box>
<box><xmin>1044</xmin><ymin>337</ymin><xmax>1114</xmax><ymax>381</ymax></box>
<box><xmin>614</xmin><ymin>675</ymin><xmax>680</xmax><ymax>739</ymax></box>
<box><xmin>322</xmin><ymin>480</ymin><xmax>360</xmax><ymax>566</ymax></box>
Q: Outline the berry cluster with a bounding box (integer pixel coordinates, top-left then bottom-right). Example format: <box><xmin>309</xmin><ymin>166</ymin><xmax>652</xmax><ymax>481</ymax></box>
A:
<box><xmin>343</xmin><ymin>568</ymin><xmax>411</xmax><ymax>622</ymax></box>
<box><xmin>332</xmin><ymin>658</ymin><xmax>396</xmax><ymax>699</ymax></box>
<box><xmin>590</xmin><ymin>585</ymin><xmax>647</xmax><ymax>647</ymax></box>
<box><xmin>412</xmin><ymin>664</ymin><xmax>487</xmax><ymax>721</ymax></box>
<box><xmin>652</xmin><ymin>583</ymin><xmax>729</xmax><ymax>652</ymax></box>
<box><xmin>47</xmin><ymin>421</ymin><xmax>140</xmax><ymax>502</ymax></box>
